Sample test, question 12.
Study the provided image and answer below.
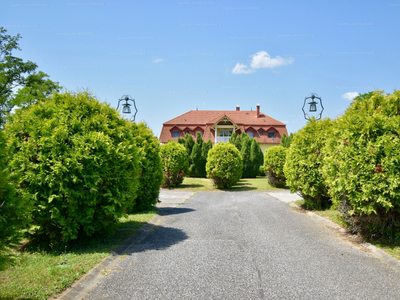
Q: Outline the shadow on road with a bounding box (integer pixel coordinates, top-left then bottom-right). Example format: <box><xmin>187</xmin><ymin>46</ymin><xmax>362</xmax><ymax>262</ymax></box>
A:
<box><xmin>129</xmin><ymin>225</ymin><xmax>189</xmax><ymax>254</ymax></box>
<box><xmin>158</xmin><ymin>207</ymin><xmax>195</xmax><ymax>216</ymax></box>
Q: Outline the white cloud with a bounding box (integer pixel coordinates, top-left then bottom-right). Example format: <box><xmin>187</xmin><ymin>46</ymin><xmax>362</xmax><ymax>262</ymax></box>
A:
<box><xmin>153</xmin><ymin>58</ymin><xmax>164</xmax><ymax>63</ymax></box>
<box><xmin>342</xmin><ymin>92</ymin><xmax>359</xmax><ymax>101</ymax></box>
<box><xmin>250</xmin><ymin>51</ymin><xmax>294</xmax><ymax>69</ymax></box>
<box><xmin>232</xmin><ymin>63</ymin><xmax>255</xmax><ymax>74</ymax></box>
<box><xmin>232</xmin><ymin>51</ymin><xmax>294</xmax><ymax>74</ymax></box>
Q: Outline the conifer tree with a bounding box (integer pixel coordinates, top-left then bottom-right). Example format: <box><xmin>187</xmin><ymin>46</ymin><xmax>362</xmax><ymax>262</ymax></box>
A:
<box><xmin>184</xmin><ymin>133</ymin><xmax>194</xmax><ymax>157</ymax></box>
<box><xmin>202</xmin><ymin>139</ymin><xmax>213</xmax><ymax>158</ymax></box>
<box><xmin>189</xmin><ymin>143</ymin><xmax>206</xmax><ymax>177</ymax></box>
<box><xmin>241</xmin><ymin>133</ymin><xmax>252</xmax><ymax>177</ymax></box>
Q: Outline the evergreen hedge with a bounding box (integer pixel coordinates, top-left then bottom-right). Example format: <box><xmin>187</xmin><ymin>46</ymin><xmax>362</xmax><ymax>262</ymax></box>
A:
<box><xmin>5</xmin><ymin>91</ymin><xmax>140</xmax><ymax>243</ymax></box>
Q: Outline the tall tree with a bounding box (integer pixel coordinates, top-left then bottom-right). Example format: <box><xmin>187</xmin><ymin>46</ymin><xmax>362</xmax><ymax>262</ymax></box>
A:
<box><xmin>0</xmin><ymin>27</ymin><xmax>60</xmax><ymax>125</ymax></box>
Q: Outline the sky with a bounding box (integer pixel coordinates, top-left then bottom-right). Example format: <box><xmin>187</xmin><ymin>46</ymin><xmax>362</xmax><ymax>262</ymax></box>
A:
<box><xmin>2</xmin><ymin>0</ymin><xmax>399</xmax><ymax>136</ymax></box>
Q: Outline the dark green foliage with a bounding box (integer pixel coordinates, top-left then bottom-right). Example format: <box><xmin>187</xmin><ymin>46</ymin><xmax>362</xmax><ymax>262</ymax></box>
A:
<box><xmin>264</xmin><ymin>146</ymin><xmax>287</xmax><ymax>188</ymax></box>
<box><xmin>187</xmin><ymin>133</ymin><xmax>210</xmax><ymax>178</ymax></box>
<box><xmin>0</xmin><ymin>130</ymin><xmax>30</xmax><ymax>268</ymax></box>
<box><xmin>284</xmin><ymin>118</ymin><xmax>333</xmax><ymax>210</ymax></box>
<box><xmin>206</xmin><ymin>143</ymin><xmax>243</xmax><ymax>188</ymax></box>
<box><xmin>160</xmin><ymin>141</ymin><xmax>189</xmax><ymax>188</ymax></box>
<box><xmin>202</xmin><ymin>139</ymin><xmax>213</xmax><ymax>159</ymax></box>
<box><xmin>250</xmin><ymin>139</ymin><xmax>264</xmax><ymax>178</ymax></box>
<box><xmin>240</xmin><ymin>133</ymin><xmax>252</xmax><ymax>177</ymax></box>
<box><xmin>281</xmin><ymin>133</ymin><xmax>294</xmax><ymax>148</ymax></box>
<box><xmin>183</xmin><ymin>133</ymin><xmax>194</xmax><ymax>157</ymax></box>
<box><xmin>130</xmin><ymin>122</ymin><xmax>163</xmax><ymax>212</ymax></box>
<box><xmin>188</xmin><ymin>143</ymin><xmax>206</xmax><ymax>177</ymax></box>
<box><xmin>229</xmin><ymin>132</ymin><xmax>242</xmax><ymax>151</ymax></box>
<box><xmin>323</xmin><ymin>91</ymin><xmax>400</xmax><ymax>239</ymax></box>
<box><xmin>5</xmin><ymin>91</ymin><xmax>140</xmax><ymax>244</ymax></box>
<box><xmin>177</xmin><ymin>137</ymin><xmax>185</xmax><ymax>145</ymax></box>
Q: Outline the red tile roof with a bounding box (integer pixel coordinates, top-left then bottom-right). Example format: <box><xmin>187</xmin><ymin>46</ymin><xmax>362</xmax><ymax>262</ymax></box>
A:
<box><xmin>159</xmin><ymin>109</ymin><xmax>288</xmax><ymax>144</ymax></box>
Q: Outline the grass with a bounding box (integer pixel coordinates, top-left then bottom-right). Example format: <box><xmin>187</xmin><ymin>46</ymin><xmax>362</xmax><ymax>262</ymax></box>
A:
<box><xmin>0</xmin><ymin>210</ymin><xmax>157</xmax><ymax>300</ymax></box>
<box><xmin>169</xmin><ymin>176</ymin><xmax>282</xmax><ymax>192</ymax></box>
<box><xmin>294</xmin><ymin>200</ymin><xmax>400</xmax><ymax>261</ymax></box>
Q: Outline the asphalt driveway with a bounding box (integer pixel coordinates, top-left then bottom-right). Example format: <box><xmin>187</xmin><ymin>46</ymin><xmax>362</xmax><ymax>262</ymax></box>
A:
<box><xmin>85</xmin><ymin>191</ymin><xmax>400</xmax><ymax>299</ymax></box>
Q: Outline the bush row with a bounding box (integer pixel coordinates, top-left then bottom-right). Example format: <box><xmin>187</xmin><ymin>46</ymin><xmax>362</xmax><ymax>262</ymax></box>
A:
<box><xmin>284</xmin><ymin>90</ymin><xmax>400</xmax><ymax>240</ymax></box>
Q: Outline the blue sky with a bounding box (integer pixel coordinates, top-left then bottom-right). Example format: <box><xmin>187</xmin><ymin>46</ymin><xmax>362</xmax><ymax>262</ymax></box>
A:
<box><xmin>2</xmin><ymin>0</ymin><xmax>399</xmax><ymax>136</ymax></box>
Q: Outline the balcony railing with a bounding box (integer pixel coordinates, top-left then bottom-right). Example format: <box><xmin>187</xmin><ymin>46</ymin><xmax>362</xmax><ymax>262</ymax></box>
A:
<box><xmin>215</xmin><ymin>136</ymin><xmax>231</xmax><ymax>144</ymax></box>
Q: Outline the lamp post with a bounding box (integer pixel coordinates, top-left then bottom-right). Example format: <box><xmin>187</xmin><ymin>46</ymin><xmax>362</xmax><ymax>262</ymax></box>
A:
<box><xmin>302</xmin><ymin>93</ymin><xmax>323</xmax><ymax>120</ymax></box>
<box><xmin>117</xmin><ymin>95</ymin><xmax>138</xmax><ymax>121</ymax></box>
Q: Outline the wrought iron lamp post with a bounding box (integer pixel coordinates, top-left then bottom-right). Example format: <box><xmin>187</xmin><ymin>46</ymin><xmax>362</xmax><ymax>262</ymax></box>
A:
<box><xmin>302</xmin><ymin>93</ymin><xmax>324</xmax><ymax>120</ymax></box>
<box><xmin>117</xmin><ymin>95</ymin><xmax>138</xmax><ymax>121</ymax></box>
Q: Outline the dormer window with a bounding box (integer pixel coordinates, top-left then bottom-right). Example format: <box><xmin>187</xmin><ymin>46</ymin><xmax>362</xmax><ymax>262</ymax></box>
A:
<box><xmin>247</xmin><ymin>131</ymin><xmax>254</xmax><ymax>138</ymax></box>
<box><xmin>172</xmin><ymin>130</ymin><xmax>179</xmax><ymax>138</ymax></box>
<box><xmin>268</xmin><ymin>131</ymin><xmax>275</xmax><ymax>138</ymax></box>
<box><xmin>259</xmin><ymin>130</ymin><xmax>263</xmax><ymax>135</ymax></box>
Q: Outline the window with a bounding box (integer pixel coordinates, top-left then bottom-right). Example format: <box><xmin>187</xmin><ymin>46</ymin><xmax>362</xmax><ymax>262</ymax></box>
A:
<box><xmin>186</xmin><ymin>130</ymin><xmax>190</xmax><ymax>134</ymax></box>
<box><xmin>268</xmin><ymin>131</ymin><xmax>275</xmax><ymax>138</ymax></box>
<box><xmin>259</xmin><ymin>130</ymin><xmax>263</xmax><ymax>135</ymax></box>
<box><xmin>196</xmin><ymin>131</ymin><xmax>202</xmax><ymax>137</ymax></box>
<box><xmin>172</xmin><ymin>130</ymin><xmax>179</xmax><ymax>138</ymax></box>
<box><xmin>247</xmin><ymin>131</ymin><xmax>254</xmax><ymax>138</ymax></box>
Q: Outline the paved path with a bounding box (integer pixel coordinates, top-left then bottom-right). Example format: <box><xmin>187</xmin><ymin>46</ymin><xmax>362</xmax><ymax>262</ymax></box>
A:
<box><xmin>85</xmin><ymin>191</ymin><xmax>400</xmax><ymax>299</ymax></box>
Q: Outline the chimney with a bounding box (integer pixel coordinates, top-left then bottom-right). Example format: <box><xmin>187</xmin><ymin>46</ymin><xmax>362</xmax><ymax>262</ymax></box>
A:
<box><xmin>236</xmin><ymin>105</ymin><xmax>240</xmax><ymax>111</ymax></box>
<box><xmin>256</xmin><ymin>104</ymin><xmax>260</xmax><ymax>117</ymax></box>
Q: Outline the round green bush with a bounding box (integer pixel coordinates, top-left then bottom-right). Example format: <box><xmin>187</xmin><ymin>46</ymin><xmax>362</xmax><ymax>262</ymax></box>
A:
<box><xmin>131</xmin><ymin>122</ymin><xmax>163</xmax><ymax>212</ymax></box>
<box><xmin>264</xmin><ymin>146</ymin><xmax>287</xmax><ymax>188</ymax></box>
<box><xmin>323</xmin><ymin>91</ymin><xmax>400</xmax><ymax>238</ymax></box>
<box><xmin>284</xmin><ymin>118</ymin><xmax>333</xmax><ymax>209</ymax></box>
<box><xmin>206</xmin><ymin>143</ymin><xmax>243</xmax><ymax>188</ymax></box>
<box><xmin>5</xmin><ymin>91</ymin><xmax>140</xmax><ymax>243</ymax></box>
<box><xmin>159</xmin><ymin>141</ymin><xmax>189</xmax><ymax>188</ymax></box>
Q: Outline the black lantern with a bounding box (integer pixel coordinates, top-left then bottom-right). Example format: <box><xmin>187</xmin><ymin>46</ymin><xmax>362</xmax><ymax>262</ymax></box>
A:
<box><xmin>302</xmin><ymin>93</ymin><xmax>323</xmax><ymax>120</ymax></box>
<box><xmin>117</xmin><ymin>95</ymin><xmax>138</xmax><ymax>121</ymax></box>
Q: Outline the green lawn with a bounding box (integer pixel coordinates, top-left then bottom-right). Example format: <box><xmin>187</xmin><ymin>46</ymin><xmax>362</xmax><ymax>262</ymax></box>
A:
<box><xmin>169</xmin><ymin>177</ymin><xmax>282</xmax><ymax>192</ymax></box>
<box><xmin>0</xmin><ymin>210</ymin><xmax>157</xmax><ymax>300</ymax></box>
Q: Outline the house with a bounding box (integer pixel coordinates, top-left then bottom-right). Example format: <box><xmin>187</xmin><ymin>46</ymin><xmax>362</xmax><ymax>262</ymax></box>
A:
<box><xmin>159</xmin><ymin>104</ymin><xmax>288</xmax><ymax>154</ymax></box>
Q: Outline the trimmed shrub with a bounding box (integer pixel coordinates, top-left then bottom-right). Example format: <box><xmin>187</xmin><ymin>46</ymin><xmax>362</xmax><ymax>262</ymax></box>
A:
<box><xmin>264</xmin><ymin>146</ymin><xmax>287</xmax><ymax>188</ymax></box>
<box><xmin>183</xmin><ymin>133</ymin><xmax>194</xmax><ymax>157</ymax></box>
<box><xmin>4</xmin><ymin>91</ymin><xmax>140</xmax><ymax>243</ymax></box>
<box><xmin>206</xmin><ymin>143</ymin><xmax>243</xmax><ymax>188</ymax></box>
<box><xmin>131</xmin><ymin>122</ymin><xmax>163</xmax><ymax>212</ymax></box>
<box><xmin>160</xmin><ymin>141</ymin><xmax>189</xmax><ymax>188</ymax></box>
<box><xmin>284</xmin><ymin>118</ymin><xmax>333</xmax><ymax>209</ymax></box>
<box><xmin>323</xmin><ymin>91</ymin><xmax>400</xmax><ymax>239</ymax></box>
<box><xmin>0</xmin><ymin>130</ymin><xmax>30</xmax><ymax>268</ymax></box>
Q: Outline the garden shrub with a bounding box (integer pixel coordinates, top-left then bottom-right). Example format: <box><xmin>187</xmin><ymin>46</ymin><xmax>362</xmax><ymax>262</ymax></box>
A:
<box><xmin>284</xmin><ymin>118</ymin><xmax>333</xmax><ymax>209</ymax></box>
<box><xmin>130</xmin><ymin>122</ymin><xmax>163</xmax><ymax>212</ymax></box>
<box><xmin>201</xmin><ymin>139</ymin><xmax>213</xmax><ymax>159</ymax></box>
<box><xmin>4</xmin><ymin>91</ymin><xmax>140</xmax><ymax>243</ymax></box>
<box><xmin>264</xmin><ymin>146</ymin><xmax>287</xmax><ymax>188</ymax></box>
<box><xmin>160</xmin><ymin>141</ymin><xmax>189</xmax><ymax>188</ymax></box>
<box><xmin>188</xmin><ymin>133</ymin><xmax>207</xmax><ymax>177</ymax></box>
<box><xmin>206</xmin><ymin>143</ymin><xmax>243</xmax><ymax>188</ymax></box>
<box><xmin>0</xmin><ymin>130</ymin><xmax>31</xmax><ymax>268</ymax></box>
<box><xmin>323</xmin><ymin>91</ymin><xmax>400</xmax><ymax>239</ymax></box>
